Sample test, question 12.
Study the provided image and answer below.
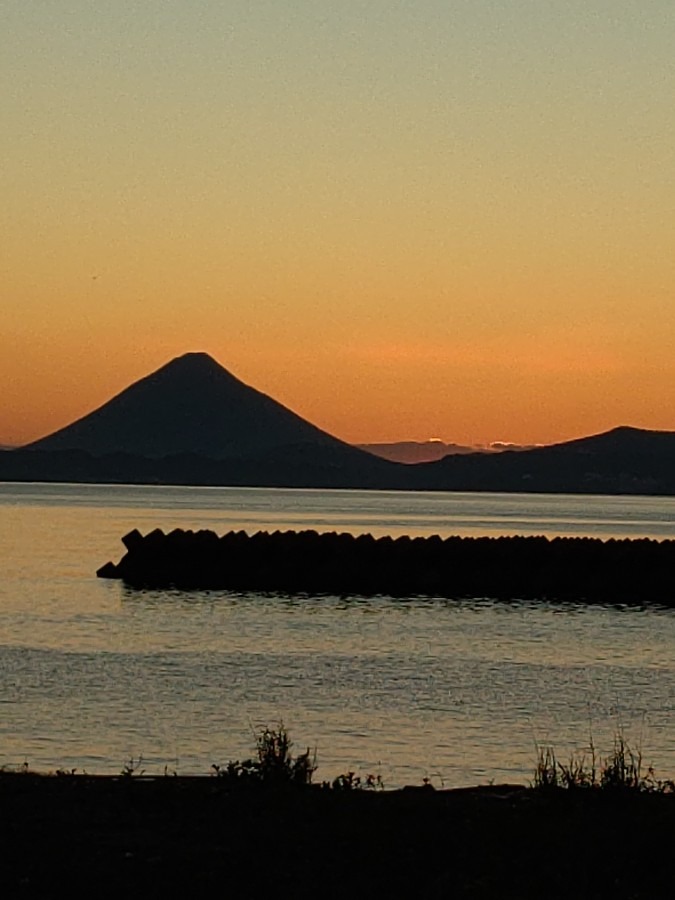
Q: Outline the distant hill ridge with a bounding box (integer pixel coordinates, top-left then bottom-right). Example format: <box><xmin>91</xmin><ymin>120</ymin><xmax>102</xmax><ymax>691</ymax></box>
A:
<box><xmin>357</xmin><ymin>440</ymin><xmax>538</xmax><ymax>464</ymax></box>
<box><xmin>411</xmin><ymin>424</ymin><xmax>675</xmax><ymax>495</ymax></box>
<box><xmin>356</xmin><ymin>440</ymin><xmax>481</xmax><ymax>464</ymax></box>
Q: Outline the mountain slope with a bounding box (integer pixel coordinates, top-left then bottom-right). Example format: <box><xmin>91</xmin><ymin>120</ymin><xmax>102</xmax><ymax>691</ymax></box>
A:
<box><xmin>27</xmin><ymin>352</ymin><xmax>363</xmax><ymax>460</ymax></box>
<box><xmin>410</xmin><ymin>426</ymin><xmax>675</xmax><ymax>495</ymax></box>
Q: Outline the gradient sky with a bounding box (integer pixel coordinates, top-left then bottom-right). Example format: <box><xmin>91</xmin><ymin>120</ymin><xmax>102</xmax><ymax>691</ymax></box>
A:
<box><xmin>2</xmin><ymin>1</ymin><xmax>674</xmax><ymax>447</ymax></box>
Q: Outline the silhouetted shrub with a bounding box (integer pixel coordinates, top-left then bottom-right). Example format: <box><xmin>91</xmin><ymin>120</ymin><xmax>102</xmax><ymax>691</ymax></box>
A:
<box><xmin>213</xmin><ymin>724</ymin><xmax>316</xmax><ymax>787</ymax></box>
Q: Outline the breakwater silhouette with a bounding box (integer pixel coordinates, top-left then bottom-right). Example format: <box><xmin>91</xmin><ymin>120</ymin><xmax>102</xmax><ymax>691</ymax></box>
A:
<box><xmin>97</xmin><ymin>528</ymin><xmax>675</xmax><ymax>604</ymax></box>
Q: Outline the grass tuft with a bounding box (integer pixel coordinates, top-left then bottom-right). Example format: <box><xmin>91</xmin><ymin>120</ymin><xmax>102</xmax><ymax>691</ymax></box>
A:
<box><xmin>329</xmin><ymin>771</ymin><xmax>385</xmax><ymax>791</ymax></box>
<box><xmin>534</xmin><ymin>729</ymin><xmax>674</xmax><ymax>793</ymax></box>
<box><xmin>533</xmin><ymin>746</ymin><xmax>560</xmax><ymax>791</ymax></box>
<box><xmin>120</xmin><ymin>755</ymin><xmax>145</xmax><ymax>778</ymax></box>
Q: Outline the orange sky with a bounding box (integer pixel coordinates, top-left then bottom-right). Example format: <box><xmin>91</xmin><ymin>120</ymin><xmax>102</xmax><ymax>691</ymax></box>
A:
<box><xmin>2</xmin><ymin>2</ymin><xmax>674</xmax><ymax>447</ymax></box>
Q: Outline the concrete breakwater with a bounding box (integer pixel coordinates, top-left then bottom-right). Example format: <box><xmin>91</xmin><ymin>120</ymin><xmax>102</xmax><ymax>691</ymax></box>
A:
<box><xmin>97</xmin><ymin>528</ymin><xmax>675</xmax><ymax>604</ymax></box>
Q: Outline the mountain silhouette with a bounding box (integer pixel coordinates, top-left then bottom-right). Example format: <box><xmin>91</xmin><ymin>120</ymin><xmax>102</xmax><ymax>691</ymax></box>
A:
<box><xmin>410</xmin><ymin>425</ymin><xmax>675</xmax><ymax>495</ymax></box>
<box><xmin>4</xmin><ymin>358</ymin><xmax>674</xmax><ymax>494</ymax></box>
<box><xmin>28</xmin><ymin>352</ymin><xmax>365</xmax><ymax>460</ymax></box>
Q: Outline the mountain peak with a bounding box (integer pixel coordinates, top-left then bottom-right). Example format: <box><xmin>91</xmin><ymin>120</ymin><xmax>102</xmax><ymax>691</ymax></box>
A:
<box><xmin>155</xmin><ymin>351</ymin><xmax>233</xmax><ymax>379</ymax></box>
<box><xmin>168</xmin><ymin>351</ymin><xmax>219</xmax><ymax>369</ymax></box>
<box><xmin>27</xmin><ymin>353</ymin><xmax>343</xmax><ymax>459</ymax></box>
<box><xmin>560</xmin><ymin>425</ymin><xmax>672</xmax><ymax>453</ymax></box>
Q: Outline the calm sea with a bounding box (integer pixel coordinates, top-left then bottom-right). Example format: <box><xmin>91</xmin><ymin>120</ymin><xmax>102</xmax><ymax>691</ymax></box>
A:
<box><xmin>2</xmin><ymin>482</ymin><xmax>675</xmax><ymax>788</ymax></box>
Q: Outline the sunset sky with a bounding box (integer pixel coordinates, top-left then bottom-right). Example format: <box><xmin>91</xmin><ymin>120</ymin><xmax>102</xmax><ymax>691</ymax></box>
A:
<box><xmin>2</xmin><ymin>1</ymin><xmax>674</xmax><ymax>447</ymax></box>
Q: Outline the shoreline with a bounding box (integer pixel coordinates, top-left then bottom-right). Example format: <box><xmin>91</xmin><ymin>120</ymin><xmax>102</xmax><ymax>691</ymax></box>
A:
<box><xmin>3</xmin><ymin>772</ymin><xmax>675</xmax><ymax>897</ymax></box>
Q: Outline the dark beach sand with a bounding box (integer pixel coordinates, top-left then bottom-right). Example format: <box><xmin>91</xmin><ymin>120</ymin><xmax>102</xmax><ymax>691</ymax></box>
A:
<box><xmin>2</xmin><ymin>774</ymin><xmax>675</xmax><ymax>898</ymax></box>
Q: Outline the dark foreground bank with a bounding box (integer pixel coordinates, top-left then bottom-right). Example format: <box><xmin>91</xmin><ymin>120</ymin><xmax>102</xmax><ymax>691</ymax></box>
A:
<box><xmin>3</xmin><ymin>774</ymin><xmax>675</xmax><ymax>899</ymax></box>
<box><xmin>99</xmin><ymin>527</ymin><xmax>675</xmax><ymax>604</ymax></box>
